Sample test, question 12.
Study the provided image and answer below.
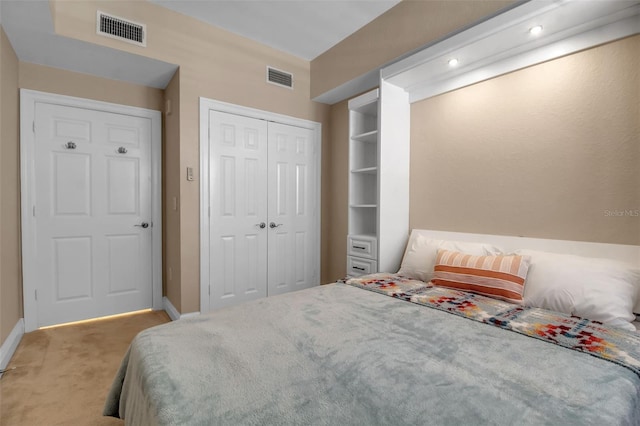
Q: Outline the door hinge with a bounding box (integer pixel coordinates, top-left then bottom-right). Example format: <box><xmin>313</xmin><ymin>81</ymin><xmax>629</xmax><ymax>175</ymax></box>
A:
<box><xmin>35</xmin><ymin>289</ymin><xmax>38</xmax><ymax>301</ymax></box>
<box><xmin>33</xmin><ymin>206</ymin><xmax>36</xmax><ymax>217</ymax></box>
<box><xmin>32</xmin><ymin>121</ymin><xmax>35</xmax><ymax>133</ymax></box>
<box><xmin>208</xmin><ymin>285</ymin><xmax>211</xmax><ymax>296</ymax></box>
<box><xmin>208</xmin><ymin>206</ymin><xmax>210</xmax><ymax>217</ymax></box>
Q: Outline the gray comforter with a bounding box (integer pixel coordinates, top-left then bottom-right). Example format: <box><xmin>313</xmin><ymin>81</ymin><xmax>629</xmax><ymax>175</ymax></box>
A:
<box><xmin>105</xmin><ymin>283</ymin><xmax>640</xmax><ymax>425</ymax></box>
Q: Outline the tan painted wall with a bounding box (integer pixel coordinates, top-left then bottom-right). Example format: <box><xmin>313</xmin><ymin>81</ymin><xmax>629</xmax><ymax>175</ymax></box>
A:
<box><xmin>323</xmin><ymin>100</ymin><xmax>350</xmax><ymax>283</ymax></box>
<box><xmin>0</xmin><ymin>28</ymin><xmax>3</xmax><ymax>342</ymax></box>
<box><xmin>0</xmin><ymin>27</ymin><xmax>22</xmax><ymax>345</ymax></box>
<box><xmin>1</xmin><ymin>27</ymin><xmax>4</xmax><ymax>343</ymax></box>
<box><xmin>410</xmin><ymin>36</ymin><xmax>640</xmax><ymax>246</ymax></box>
<box><xmin>163</xmin><ymin>70</ymin><xmax>181</xmax><ymax>306</ymax></box>
<box><xmin>50</xmin><ymin>1</ymin><xmax>331</xmax><ymax>311</ymax></box>
<box><xmin>311</xmin><ymin>0</ymin><xmax>515</xmax><ymax>99</ymax></box>
<box><xmin>19</xmin><ymin>63</ymin><xmax>164</xmax><ymax>111</ymax></box>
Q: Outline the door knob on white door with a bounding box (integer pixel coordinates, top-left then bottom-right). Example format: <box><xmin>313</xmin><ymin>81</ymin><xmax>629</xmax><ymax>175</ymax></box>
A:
<box><xmin>135</xmin><ymin>222</ymin><xmax>150</xmax><ymax>229</ymax></box>
<box><xmin>256</xmin><ymin>222</ymin><xmax>266</xmax><ymax>229</ymax></box>
<box><xmin>269</xmin><ymin>222</ymin><xmax>282</xmax><ymax>229</ymax></box>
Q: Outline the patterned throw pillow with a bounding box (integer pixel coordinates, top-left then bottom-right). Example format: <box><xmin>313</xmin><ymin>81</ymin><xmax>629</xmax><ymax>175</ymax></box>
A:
<box><xmin>432</xmin><ymin>249</ymin><xmax>531</xmax><ymax>304</ymax></box>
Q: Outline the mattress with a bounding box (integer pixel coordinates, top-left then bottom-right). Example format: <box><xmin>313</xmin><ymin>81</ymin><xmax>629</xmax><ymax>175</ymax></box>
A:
<box><xmin>105</xmin><ymin>280</ymin><xmax>640</xmax><ymax>425</ymax></box>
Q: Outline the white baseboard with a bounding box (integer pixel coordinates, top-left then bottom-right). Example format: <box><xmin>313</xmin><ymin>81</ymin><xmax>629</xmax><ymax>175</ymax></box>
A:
<box><xmin>162</xmin><ymin>297</ymin><xmax>200</xmax><ymax>321</ymax></box>
<box><xmin>162</xmin><ymin>296</ymin><xmax>180</xmax><ymax>321</ymax></box>
<box><xmin>0</xmin><ymin>318</ymin><xmax>24</xmax><ymax>372</ymax></box>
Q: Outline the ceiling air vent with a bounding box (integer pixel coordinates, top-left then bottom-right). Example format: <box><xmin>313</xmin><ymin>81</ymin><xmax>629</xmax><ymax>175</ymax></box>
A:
<box><xmin>97</xmin><ymin>11</ymin><xmax>146</xmax><ymax>47</ymax></box>
<box><xmin>267</xmin><ymin>67</ymin><xmax>293</xmax><ymax>89</ymax></box>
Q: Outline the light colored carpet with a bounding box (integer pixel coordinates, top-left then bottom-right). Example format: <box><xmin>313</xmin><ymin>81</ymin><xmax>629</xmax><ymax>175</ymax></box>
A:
<box><xmin>0</xmin><ymin>310</ymin><xmax>170</xmax><ymax>425</ymax></box>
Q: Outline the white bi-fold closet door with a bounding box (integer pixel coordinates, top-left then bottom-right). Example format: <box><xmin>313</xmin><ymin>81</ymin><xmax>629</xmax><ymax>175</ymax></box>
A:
<box><xmin>207</xmin><ymin>109</ymin><xmax>319</xmax><ymax>310</ymax></box>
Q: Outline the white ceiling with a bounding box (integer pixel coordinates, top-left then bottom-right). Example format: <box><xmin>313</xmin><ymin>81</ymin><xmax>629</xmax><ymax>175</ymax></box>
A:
<box><xmin>149</xmin><ymin>0</ymin><xmax>401</xmax><ymax>61</ymax></box>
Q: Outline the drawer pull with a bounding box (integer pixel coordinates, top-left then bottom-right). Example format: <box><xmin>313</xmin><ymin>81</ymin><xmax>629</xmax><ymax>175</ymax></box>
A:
<box><xmin>353</xmin><ymin>245</ymin><xmax>366</xmax><ymax>250</ymax></box>
<box><xmin>353</xmin><ymin>266</ymin><xmax>366</xmax><ymax>271</ymax></box>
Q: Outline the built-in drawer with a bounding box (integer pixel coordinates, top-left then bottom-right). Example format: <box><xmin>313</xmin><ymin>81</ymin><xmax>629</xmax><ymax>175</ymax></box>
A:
<box><xmin>347</xmin><ymin>235</ymin><xmax>377</xmax><ymax>260</ymax></box>
<box><xmin>347</xmin><ymin>256</ymin><xmax>377</xmax><ymax>277</ymax></box>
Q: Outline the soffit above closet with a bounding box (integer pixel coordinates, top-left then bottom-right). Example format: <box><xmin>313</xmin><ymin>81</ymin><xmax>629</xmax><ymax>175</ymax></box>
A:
<box><xmin>0</xmin><ymin>1</ymin><xmax>178</xmax><ymax>89</ymax></box>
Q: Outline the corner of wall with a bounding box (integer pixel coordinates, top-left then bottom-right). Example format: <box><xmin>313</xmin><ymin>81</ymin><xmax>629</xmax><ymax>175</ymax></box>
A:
<box><xmin>163</xmin><ymin>68</ymin><xmax>182</xmax><ymax>313</ymax></box>
<box><xmin>1</xmin><ymin>25</ymin><xmax>23</xmax><ymax>350</ymax></box>
<box><xmin>0</xmin><ymin>318</ymin><xmax>24</xmax><ymax>372</ymax></box>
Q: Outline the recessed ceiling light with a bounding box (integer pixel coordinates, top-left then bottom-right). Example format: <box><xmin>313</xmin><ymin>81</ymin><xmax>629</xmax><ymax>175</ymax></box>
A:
<box><xmin>448</xmin><ymin>58</ymin><xmax>459</xmax><ymax>67</ymax></box>
<box><xmin>529</xmin><ymin>25</ymin><xmax>543</xmax><ymax>35</ymax></box>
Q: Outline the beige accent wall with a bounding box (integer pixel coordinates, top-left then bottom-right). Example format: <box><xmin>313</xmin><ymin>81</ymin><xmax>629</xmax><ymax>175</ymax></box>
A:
<box><xmin>0</xmin><ymin>27</ymin><xmax>22</xmax><ymax>345</ymax></box>
<box><xmin>49</xmin><ymin>1</ymin><xmax>331</xmax><ymax>311</ymax></box>
<box><xmin>410</xmin><ymin>36</ymin><xmax>640</xmax><ymax>246</ymax></box>
<box><xmin>311</xmin><ymin>0</ymin><xmax>515</xmax><ymax>99</ymax></box>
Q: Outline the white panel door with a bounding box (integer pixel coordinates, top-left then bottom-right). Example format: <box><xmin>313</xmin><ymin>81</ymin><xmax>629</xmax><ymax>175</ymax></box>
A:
<box><xmin>33</xmin><ymin>102</ymin><xmax>153</xmax><ymax>327</ymax></box>
<box><xmin>209</xmin><ymin>110</ymin><xmax>268</xmax><ymax>309</ymax></box>
<box><xmin>267</xmin><ymin>122</ymin><xmax>318</xmax><ymax>296</ymax></box>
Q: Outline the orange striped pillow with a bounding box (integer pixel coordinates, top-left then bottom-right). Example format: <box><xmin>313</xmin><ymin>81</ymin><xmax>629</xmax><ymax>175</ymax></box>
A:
<box><xmin>432</xmin><ymin>249</ymin><xmax>531</xmax><ymax>304</ymax></box>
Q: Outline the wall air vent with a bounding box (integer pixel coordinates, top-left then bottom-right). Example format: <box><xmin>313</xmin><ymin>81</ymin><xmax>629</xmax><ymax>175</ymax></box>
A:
<box><xmin>97</xmin><ymin>11</ymin><xmax>146</xmax><ymax>47</ymax></box>
<box><xmin>267</xmin><ymin>67</ymin><xmax>293</xmax><ymax>89</ymax></box>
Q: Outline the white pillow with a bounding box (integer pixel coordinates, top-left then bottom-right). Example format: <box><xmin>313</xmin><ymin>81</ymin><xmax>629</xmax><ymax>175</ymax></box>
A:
<box><xmin>518</xmin><ymin>249</ymin><xmax>640</xmax><ymax>331</ymax></box>
<box><xmin>397</xmin><ymin>234</ymin><xmax>502</xmax><ymax>283</ymax></box>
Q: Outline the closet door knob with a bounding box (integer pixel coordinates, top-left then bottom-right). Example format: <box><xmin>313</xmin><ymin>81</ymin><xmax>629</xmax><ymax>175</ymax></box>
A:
<box><xmin>269</xmin><ymin>222</ymin><xmax>282</xmax><ymax>229</ymax></box>
<box><xmin>256</xmin><ymin>222</ymin><xmax>266</xmax><ymax>229</ymax></box>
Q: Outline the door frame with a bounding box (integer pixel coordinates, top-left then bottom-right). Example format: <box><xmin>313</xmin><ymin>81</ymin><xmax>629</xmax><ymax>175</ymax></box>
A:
<box><xmin>199</xmin><ymin>97</ymin><xmax>322</xmax><ymax>314</ymax></box>
<box><xmin>20</xmin><ymin>89</ymin><xmax>163</xmax><ymax>332</ymax></box>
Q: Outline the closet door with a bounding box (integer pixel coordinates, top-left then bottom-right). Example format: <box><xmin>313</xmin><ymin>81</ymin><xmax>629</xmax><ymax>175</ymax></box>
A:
<box><xmin>267</xmin><ymin>122</ymin><xmax>318</xmax><ymax>296</ymax></box>
<box><xmin>209</xmin><ymin>111</ymin><xmax>268</xmax><ymax>309</ymax></box>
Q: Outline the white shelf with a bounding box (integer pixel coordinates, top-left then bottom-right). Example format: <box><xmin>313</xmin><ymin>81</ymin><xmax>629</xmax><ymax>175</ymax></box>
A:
<box><xmin>348</xmin><ymin>88</ymin><xmax>382</xmax><ymax>273</ymax></box>
<box><xmin>348</xmin><ymin>207</ymin><xmax>377</xmax><ymax>236</ymax></box>
<box><xmin>352</xmin><ymin>130</ymin><xmax>378</xmax><ymax>143</ymax></box>
<box><xmin>351</xmin><ymin>167</ymin><xmax>377</xmax><ymax>174</ymax></box>
<box><xmin>349</xmin><ymin>90</ymin><xmax>379</xmax><ymax>218</ymax></box>
<box><xmin>349</xmin><ymin>233</ymin><xmax>377</xmax><ymax>239</ymax></box>
<box><xmin>348</xmin><ymin>83</ymin><xmax>410</xmax><ymax>274</ymax></box>
<box><xmin>348</xmin><ymin>89</ymin><xmax>379</xmax><ymax>112</ymax></box>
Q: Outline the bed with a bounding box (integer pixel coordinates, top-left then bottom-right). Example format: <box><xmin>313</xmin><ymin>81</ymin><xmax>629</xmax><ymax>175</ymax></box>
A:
<box><xmin>104</xmin><ymin>230</ymin><xmax>640</xmax><ymax>425</ymax></box>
